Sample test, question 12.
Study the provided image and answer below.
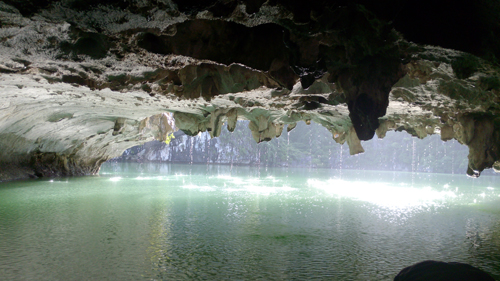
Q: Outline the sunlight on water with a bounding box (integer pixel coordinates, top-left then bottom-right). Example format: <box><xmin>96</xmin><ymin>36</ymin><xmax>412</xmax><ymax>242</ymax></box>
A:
<box><xmin>182</xmin><ymin>184</ymin><xmax>214</xmax><ymax>191</ymax></box>
<box><xmin>212</xmin><ymin>174</ymin><xmax>295</xmax><ymax>194</ymax></box>
<box><xmin>134</xmin><ymin>176</ymin><xmax>168</xmax><ymax>181</ymax></box>
<box><xmin>243</xmin><ymin>184</ymin><xmax>294</xmax><ymax>195</ymax></box>
<box><xmin>308</xmin><ymin>179</ymin><xmax>458</xmax><ymax>209</ymax></box>
<box><xmin>280</xmin><ymin>185</ymin><xmax>295</xmax><ymax>192</ymax></box>
<box><xmin>1</xmin><ymin>163</ymin><xmax>500</xmax><ymax>281</ymax></box>
<box><xmin>245</xmin><ymin>184</ymin><xmax>275</xmax><ymax>194</ymax></box>
<box><xmin>214</xmin><ymin>174</ymin><xmax>245</xmax><ymax>185</ymax></box>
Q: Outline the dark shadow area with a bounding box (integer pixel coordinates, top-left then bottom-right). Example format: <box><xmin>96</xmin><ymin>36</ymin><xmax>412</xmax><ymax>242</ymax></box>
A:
<box><xmin>136</xmin><ymin>20</ymin><xmax>296</xmax><ymax>89</ymax></box>
<box><xmin>395</xmin><ymin>260</ymin><xmax>495</xmax><ymax>281</ymax></box>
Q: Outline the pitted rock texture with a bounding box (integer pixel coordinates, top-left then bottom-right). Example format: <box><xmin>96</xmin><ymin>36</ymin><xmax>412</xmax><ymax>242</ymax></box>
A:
<box><xmin>0</xmin><ymin>0</ymin><xmax>500</xmax><ymax>180</ymax></box>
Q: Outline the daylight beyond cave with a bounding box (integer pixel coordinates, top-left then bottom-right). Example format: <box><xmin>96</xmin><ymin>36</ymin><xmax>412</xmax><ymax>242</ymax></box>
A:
<box><xmin>113</xmin><ymin>121</ymin><xmax>498</xmax><ymax>176</ymax></box>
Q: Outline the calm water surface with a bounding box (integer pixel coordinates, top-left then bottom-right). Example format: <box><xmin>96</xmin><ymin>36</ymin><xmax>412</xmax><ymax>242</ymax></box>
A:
<box><xmin>1</xmin><ymin>163</ymin><xmax>500</xmax><ymax>280</ymax></box>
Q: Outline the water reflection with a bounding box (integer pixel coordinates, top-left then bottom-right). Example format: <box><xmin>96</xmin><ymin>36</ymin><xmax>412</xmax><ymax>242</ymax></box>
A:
<box><xmin>0</xmin><ymin>163</ymin><xmax>499</xmax><ymax>280</ymax></box>
<box><xmin>308</xmin><ymin>178</ymin><xmax>458</xmax><ymax>209</ymax></box>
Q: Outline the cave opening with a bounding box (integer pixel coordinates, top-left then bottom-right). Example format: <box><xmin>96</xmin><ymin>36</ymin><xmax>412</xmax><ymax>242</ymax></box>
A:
<box><xmin>112</xmin><ymin>120</ymin><xmax>480</xmax><ymax>175</ymax></box>
<box><xmin>3</xmin><ymin>120</ymin><xmax>500</xmax><ymax>280</ymax></box>
<box><xmin>1</xmin><ymin>0</ymin><xmax>500</xmax><ymax>279</ymax></box>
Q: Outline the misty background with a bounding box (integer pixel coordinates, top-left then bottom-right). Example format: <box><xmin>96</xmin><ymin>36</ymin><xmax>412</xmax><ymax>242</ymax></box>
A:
<box><xmin>113</xmin><ymin>121</ymin><xmax>497</xmax><ymax>176</ymax></box>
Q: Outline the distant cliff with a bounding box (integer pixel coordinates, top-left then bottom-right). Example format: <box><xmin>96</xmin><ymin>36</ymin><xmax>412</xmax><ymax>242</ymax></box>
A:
<box><xmin>112</xmin><ymin>121</ymin><xmax>486</xmax><ymax>175</ymax></box>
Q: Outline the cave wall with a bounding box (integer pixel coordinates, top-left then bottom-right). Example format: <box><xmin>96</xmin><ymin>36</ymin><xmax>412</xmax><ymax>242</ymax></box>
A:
<box><xmin>0</xmin><ymin>0</ymin><xmax>500</xmax><ymax>180</ymax></box>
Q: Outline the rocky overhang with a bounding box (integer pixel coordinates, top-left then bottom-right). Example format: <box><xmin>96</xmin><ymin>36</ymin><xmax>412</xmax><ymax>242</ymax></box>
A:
<box><xmin>0</xmin><ymin>0</ymin><xmax>499</xmax><ymax>180</ymax></box>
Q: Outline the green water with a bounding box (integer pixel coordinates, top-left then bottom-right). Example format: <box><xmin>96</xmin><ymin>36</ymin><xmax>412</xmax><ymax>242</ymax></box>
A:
<box><xmin>1</xmin><ymin>163</ymin><xmax>500</xmax><ymax>280</ymax></box>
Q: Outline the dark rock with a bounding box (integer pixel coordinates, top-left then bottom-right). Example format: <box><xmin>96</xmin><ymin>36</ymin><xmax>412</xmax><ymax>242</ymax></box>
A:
<box><xmin>394</xmin><ymin>260</ymin><xmax>495</xmax><ymax>281</ymax></box>
<box><xmin>452</xmin><ymin>54</ymin><xmax>480</xmax><ymax>80</ymax></box>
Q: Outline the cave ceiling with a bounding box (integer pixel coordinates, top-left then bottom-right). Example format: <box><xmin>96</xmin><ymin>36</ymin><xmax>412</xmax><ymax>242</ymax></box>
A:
<box><xmin>0</xmin><ymin>0</ymin><xmax>500</xmax><ymax>180</ymax></box>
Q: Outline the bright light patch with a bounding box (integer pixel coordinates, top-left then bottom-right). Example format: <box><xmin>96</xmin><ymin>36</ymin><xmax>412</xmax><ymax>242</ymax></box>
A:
<box><xmin>213</xmin><ymin>175</ymin><xmax>247</xmax><ymax>185</ymax></box>
<box><xmin>243</xmin><ymin>183</ymin><xmax>295</xmax><ymax>194</ymax></box>
<box><xmin>134</xmin><ymin>176</ymin><xmax>167</xmax><ymax>181</ymax></box>
<box><xmin>245</xmin><ymin>184</ymin><xmax>275</xmax><ymax>195</ymax></box>
<box><xmin>109</xmin><ymin>177</ymin><xmax>122</xmax><ymax>182</ymax></box>
<box><xmin>308</xmin><ymin>179</ymin><xmax>457</xmax><ymax>209</ymax></box>
<box><xmin>247</xmin><ymin>178</ymin><xmax>261</xmax><ymax>183</ymax></box>
<box><xmin>279</xmin><ymin>185</ymin><xmax>294</xmax><ymax>192</ymax></box>
<box><xmin>230</xmin><ymin>178</ymin><xmax>244</xmax><ymax>185</ymax></box>
<box><xmin>266</xmin><ymin>176</ymin><xmax>279</xmax><ymax>183</ymax></box>
<box><xmin>182</xmin><ymin>184</ymin><xmax>214</xmax><ymax>191</ymax></box>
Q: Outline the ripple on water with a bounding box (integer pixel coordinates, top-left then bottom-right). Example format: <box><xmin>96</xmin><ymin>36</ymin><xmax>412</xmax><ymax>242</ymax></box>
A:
<box><xmin>0</xmin><ymin>165</ymin><xmax>499</xmax><ymax>280</ymax></box>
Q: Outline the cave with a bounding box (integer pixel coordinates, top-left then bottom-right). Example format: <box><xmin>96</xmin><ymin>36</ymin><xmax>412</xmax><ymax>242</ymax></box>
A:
<box><xmin>1</xmin><ymin>0</ymin><xmax>500</xmax><ymax>180</ymax></box>
<box><xmin>0</xmin><ymin>0</ymin><xmax>499</xmax><ymax>279</ymax></box>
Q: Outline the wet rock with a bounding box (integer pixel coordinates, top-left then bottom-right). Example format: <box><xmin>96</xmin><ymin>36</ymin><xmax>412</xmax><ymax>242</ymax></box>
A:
<box><xmin>29</xmin><ymin>151</ymin><xmax>102</xmax><ymax>178</ymax></box>
<box><xmin>440</xmin><ymin>125</ymin><xmax>454</xmax><ymax>141</ymax></box>
<box><xmin>375</xmin><ymin>119</ymin><xmax>395</xmax><ymax>139</ymax></box>
<box><xmin>226</xmin><ymin>108</ymin><xmax>238</xmax><ymax>132</ymax></box>
<box><xmin>466</xmin><ymin>116</ymin><xmax>500</xmax><ymax>177</ymax></box>
<box><xmin>346</xmin><ymin>126</ymin><xmax>364</xmax><ymax>155</ymax></box>
<box><xmin>248</xmin><ymin>115</ymin><xmax>283</xmax><ymax>143</ymax></box>
<box><xmin>173</xmin><ymin>112</ymin><xmax>207</xmax><ymax>136</ymax></box>
<box><xmin>453</xmin><ymin>115</ymin><xmax>475</xmax><ymax>145</ymax></box>
<box><xmin>112</xmin><ymin>118</ymin><xmax>126</xmax><ymax>136</ymax></box>
<box><xmin>139</xmin><ymin>113</ymin><xmax>175</xmax><ymax>142</ymax></box>
<box><xmin>493</xmin><ymin>161</ymin><xmax>500</xmax><ymax>173</ymax></box>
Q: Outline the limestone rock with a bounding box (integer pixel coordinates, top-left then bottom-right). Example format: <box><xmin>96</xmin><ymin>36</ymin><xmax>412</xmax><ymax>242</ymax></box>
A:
<box><xmin>493</xmin><ymin>161</ymin><xmax>500</xmax><ymax>173</ymax></box>
<box><xmin>440</xmin><ymin>125</ymin><xmax>454</xmax><ymax>141</ymax></box>
<box><xmin>466</xmin><ymin>118</ymin><xmax>500</xmax><ymax>177</ymax></box>
<box><xmin>0</xmin><ymin>0</ymin><xmax>500</xmax><ymax>180</ymax></box>
<box><xmin>346</xmin><ymin>126</ymin><xmax>365</xmax><ymax>156</ymax></box>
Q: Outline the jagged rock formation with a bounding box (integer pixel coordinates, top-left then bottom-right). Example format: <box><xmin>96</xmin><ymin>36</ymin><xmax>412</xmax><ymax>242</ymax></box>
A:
<box><xmin>0</xmin><ymin>0</ymin><xmax>499</xmax><ymax>180</ymax></box>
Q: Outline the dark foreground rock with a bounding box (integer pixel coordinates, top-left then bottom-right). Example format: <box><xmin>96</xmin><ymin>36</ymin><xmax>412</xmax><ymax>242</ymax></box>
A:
<box><xmin>394</xmin><ymin>260</ymin><xmax>495</xmax><ymax>281</ymax></box>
